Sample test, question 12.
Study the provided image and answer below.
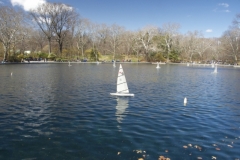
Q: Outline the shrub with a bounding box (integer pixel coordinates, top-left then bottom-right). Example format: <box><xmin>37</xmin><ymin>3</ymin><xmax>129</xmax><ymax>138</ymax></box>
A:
<box><xmin>48</xmin><ymin>53</ymin><xmax>57</xmax><ymax>60</ymax></box>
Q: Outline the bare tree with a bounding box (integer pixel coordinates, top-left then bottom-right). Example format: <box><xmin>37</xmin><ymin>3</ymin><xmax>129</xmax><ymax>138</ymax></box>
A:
<box><xmin>50</xmin><ymin>3</ymin><xmax>78</xmax><ymax>56</ymax></box>
<box><xmin>88</xmin><ymin>22</ymin><xmax>100</xmax><ymax>61</ymax></box>
<box><xmin>0</xmin><ymin>5</ymin><xmax>24</xmax><ymax>61</ymax></box>
<box><xmin>107</xmin><ymin>24</ymin><xmax>125</xmax><ymax>60</ymax></box>
<box><xmin>208</xmin><ymin>39</ymin><xmax>221</xmax><ymax>62</ymax></box>
<box><xmin>34</xmin><ymin>30</ymin><xmax>47</xmax><ymax>52</ymax></box>
<box><xmin>131</xmin><ymin>32</ymin><xmax>143</xmax><ymax>62</ymax></box>
<box><xmin>121</xmin><ymin>31</ymin><xmax>136</xmax><ymax>59</ymax></box>
<box><xmin>233</xmin><ymin>13</ymin><xmax>240</xmax><ymax>29</ymax></box>
<box><xmin>29</xmin><ymin>3</ymin><xmax>55</xmax><ymax>55</ymax></box>
<box><xmin>16</xmin><ymin>27</ymin><xmax>29</xmax><ymax>54</ymax></box>
<box><xmin>221</xmin><ymin>28</ymin><xmax>240</xmax><ymax>63</ymax></box>
<box><xmin>96</xmin><ymin>23</ymin><xmax>109</xmax><ymax>56</ymax></box>
<box><xmin>75</xmin><ymin>18</ymin><xmax>90</xmax><ymax>59</ymax></box>
<box><xmin>137</xmin><ymin>26</ymin><xmax>158</xmax><ymax>61</ymax></box>
<box><xmin>182</xmin><ymin>31</ymin><xmax>203</xmax><ymax>62</ymax></box>
<box><xmin>159</xmin><ymin>23</ymin><xmax>180</xmax><ymax>62</ymax></box>
<box><xmin>195</xmin><ymin>38</ymin><xmax>212</xmax><ymax>62</ymax></box>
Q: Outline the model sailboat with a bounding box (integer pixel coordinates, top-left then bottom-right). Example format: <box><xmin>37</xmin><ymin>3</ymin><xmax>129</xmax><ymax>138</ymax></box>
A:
<box><xmin>110</xmin><ymin>64</ymin><xmax>134</xmax><ymax>96</ymax></box>
<box><xmin>213</xmin><ymin>64</ymin><xmax>217</xmax><ymax>73</ymax></box>
<box><xmin>113</xmin><ymin>60</ymin><xmax>116</xmax><ymax>68</ymax></box>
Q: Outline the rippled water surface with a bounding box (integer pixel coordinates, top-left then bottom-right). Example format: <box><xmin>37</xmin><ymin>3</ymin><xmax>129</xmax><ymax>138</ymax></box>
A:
<box><xmin>0</xmin><ymin>63</ymin><xmax>240</xmax><ymax>159</ymax></box>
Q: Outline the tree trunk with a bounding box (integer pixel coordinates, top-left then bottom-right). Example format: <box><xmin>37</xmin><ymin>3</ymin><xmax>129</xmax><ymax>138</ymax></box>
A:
<box><xmin>167</xmin><ymin>44</ymin><xmax>170</xmax><ymax>62</ymax></box>
<box><xmin>59</xmin><ymin>41</ymin><xmax>63</xmax><ymax>57</ymax></box>
<box><xmin>48</xmin><ymin>38</ymin><xmax>51</xmax><ymax>56</ymax></box>
<box><xmin>3</xmin><ymin>45</ymin><xmax>7</xmax><ymax>61</ymax></box>
<box><xmin>81</xmin><ymin>47</ymin><xmax>84</xmax><ymax>59</ymax></box>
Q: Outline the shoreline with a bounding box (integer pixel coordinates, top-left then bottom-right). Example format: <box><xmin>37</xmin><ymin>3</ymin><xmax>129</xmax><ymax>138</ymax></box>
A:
<box><xmin>1</xmin><ymin>61</ymin><xmax>151</xmax><ymax>64</ymax></box>
<box><xmin>1</xmin><ymin>61</ymin><xmax>239</xmax><ymax>67</ymax></box>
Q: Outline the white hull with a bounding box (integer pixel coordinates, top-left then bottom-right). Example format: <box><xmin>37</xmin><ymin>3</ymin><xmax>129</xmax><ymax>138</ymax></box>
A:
<box><xmin>152</xmin><ymin>62</ymin><xmax>166</xmax><ymax>64</ymax></box>
<box><xmin>110</xmin><ymin>93</ymin><xmax>134</xmax><ymax>97</ymax></box>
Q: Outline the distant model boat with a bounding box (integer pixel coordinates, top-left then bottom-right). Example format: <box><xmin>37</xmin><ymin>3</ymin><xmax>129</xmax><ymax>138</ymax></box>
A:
<box><xmin>184</xmin><ymin>97</ymin><xmax>187</xmax><ymax>104</ymax></box>
<box><xmin>213</xmin><ymin>64</ymin><xmax>217</xmax><ymax>73</ymax></box>
<box><xmin>156</xmin><ymin>62</ymin><xmax>160</xmax><ymax>69</ymax></box>
<box><xmin>110</xmin><ymin>64</ymin><xmax>134</xmax><ymax>96</ymax></box>
<box><xmin>152</xmin><ymin>62</ymin><xmax>166</xmax><ymax>64</ymax></box>
<box><xmin>68</xmin><ymin>61</ymin><xmax>72</xmax><ymax>66</ymax></box>
<box><xmin>211</xmin><ymin>63</ymin><xmax>215</xmax><ymax>68</ymax></box>
<box><xmin>113</xmin><ymin>60</ymin><xmax>116</xmax><ymax>68</ymax></box>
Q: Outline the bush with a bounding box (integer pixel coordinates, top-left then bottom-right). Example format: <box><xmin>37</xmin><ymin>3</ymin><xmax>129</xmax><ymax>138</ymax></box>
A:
<box><xmin>85</xmin><ymin>48</ymin><xmax>101</xmax><ymax>61</ymax></box>
<box><xmin>48</xmin><ymin>53</ymin><xmax>57</xmax><ymax>60</ymax></box>
<box><xmin>8</xmin><ymin>54</ymin><xmax>22</xmax><ymax>62</ymax></box>
<box><xmin>154</xmin><ymin>53</ymin><xmax>166</xmax><ymax>62</ymax></box>
<box><xmin>39</xmin><ymin>52</ymin><xmax>48</xmax><ymax>59</ymax></box>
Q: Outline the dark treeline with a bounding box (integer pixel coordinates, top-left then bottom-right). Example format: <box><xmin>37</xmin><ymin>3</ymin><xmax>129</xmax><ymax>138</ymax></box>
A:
<box><xmin>0</xmin><ymin>3</ymin><xmax>239</xmax><ymax>63</ymax></box>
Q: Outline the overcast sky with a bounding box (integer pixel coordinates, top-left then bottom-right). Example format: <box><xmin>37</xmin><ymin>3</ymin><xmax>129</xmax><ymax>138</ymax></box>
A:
<box><xmin>1</xmin><ymin>0</ymin><xmax>240</xmax><ymax>38</ymax></box>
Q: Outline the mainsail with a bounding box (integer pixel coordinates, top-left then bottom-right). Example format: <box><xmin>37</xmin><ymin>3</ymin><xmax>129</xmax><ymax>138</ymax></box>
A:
<box><xmin>117</xmin><ymin>64</ymin><xmax>129</xmax><ymax>93</ymax></box>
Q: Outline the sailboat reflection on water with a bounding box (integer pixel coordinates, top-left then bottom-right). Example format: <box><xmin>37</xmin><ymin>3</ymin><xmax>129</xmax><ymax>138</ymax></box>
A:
<box><xmin>116</xmin><ymin>97</ymin><xmax>129</xmax><ymax>130</ymax></box>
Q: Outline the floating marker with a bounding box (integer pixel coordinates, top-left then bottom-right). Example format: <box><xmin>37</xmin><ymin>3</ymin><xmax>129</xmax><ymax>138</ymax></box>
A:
<box><xmin>11</xmin><ymin>72</ymin><xmax>13</xmax><ymax>76</ymax></box>
<box><xmin>184</xmin><ymin>97</ymin><xmax>187</xmax><ymax>104</ymax></box>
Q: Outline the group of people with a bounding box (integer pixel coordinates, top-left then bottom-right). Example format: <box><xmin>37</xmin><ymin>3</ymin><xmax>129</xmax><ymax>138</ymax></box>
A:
<box><xmin>111</xmin><ymin>59</ymin><xmax>132</xmax><ymax>62</ymax></box>
<box><xmin>1</xmin><ymin>59</ymin><xmax>7</xmax><ymax>63</ymax></box>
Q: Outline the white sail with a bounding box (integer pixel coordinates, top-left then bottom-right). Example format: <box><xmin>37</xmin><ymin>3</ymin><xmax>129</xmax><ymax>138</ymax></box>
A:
<box><xmin>113</xmin><ymin>61</ymin><xmax>116</xmax><ymax>67</ymax></box>
<box><xmin>110</xmin><ymin>64</ymin><xmax>134</xmax><ymax>96</ymax></box>
<box><xmin>213</xmin><ymin>65</ymin><xmax>217</xmax><ymax>73</ymax></box>
<box><xmin>211</xmin><ymin>64</ymin><xmax>218</xmax><ymax>74</ymax></box>
<box><xmin>184</xmin><ymin>97</ymin><xmax>187</xmax><ymax>104</ymax></box>
<box><xmin>117</xmin><ymin>64</ymin><xmax>129</xmax><ymax>93</ymax></box>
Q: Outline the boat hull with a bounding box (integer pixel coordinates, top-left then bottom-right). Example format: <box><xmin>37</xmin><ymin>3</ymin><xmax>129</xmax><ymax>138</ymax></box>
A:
<box><xmin>110</xmin><ymin>93</ymin><xmax>134</xmax><ymax>97</ymax></box>
<box><xmin>152</xmin><ymin>63</ymin><xmax>166</xmax><ymax>64</ymax></box>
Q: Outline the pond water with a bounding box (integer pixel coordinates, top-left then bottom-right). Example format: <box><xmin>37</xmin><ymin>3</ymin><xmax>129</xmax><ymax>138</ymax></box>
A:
<box><xmin>0</xmin><ymin>63</ymin><xmax>240</xmax><ymax>159</ymax></box>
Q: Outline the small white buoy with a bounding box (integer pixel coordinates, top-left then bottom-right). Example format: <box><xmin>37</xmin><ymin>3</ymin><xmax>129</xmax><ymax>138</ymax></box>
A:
<box><xmin>184</xmin><ymin>97</ymin><xmax>187</xmax><ymax>104</ymax></box>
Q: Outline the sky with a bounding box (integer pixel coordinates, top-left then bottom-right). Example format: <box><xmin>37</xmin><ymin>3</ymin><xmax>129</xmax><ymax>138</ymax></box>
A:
<box><xmin>1</xmin><ymin>0</ymin><xmax>240</xmax><ymax>38</ymax></box>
